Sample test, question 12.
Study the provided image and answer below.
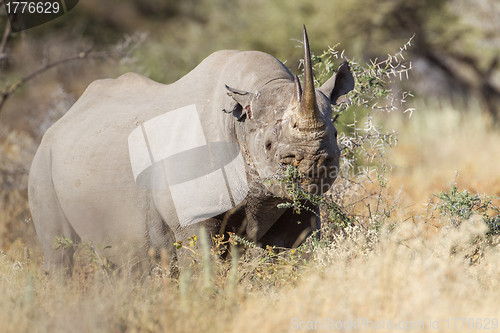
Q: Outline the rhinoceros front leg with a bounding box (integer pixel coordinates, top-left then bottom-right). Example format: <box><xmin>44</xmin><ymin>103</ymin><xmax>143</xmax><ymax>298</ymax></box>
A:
<box><xmin>257</xmin><ymin>206</ymin><xmax>320</xmax><ymax>248</ymax></box>
<box><xmin>146</xmin><ymin>204</ymin><xmax>176</xmax><ymax>257</ymax></box>
<box><xmin>171</xmin><ymin>218</ymin><xmax>222</xmax><ymax>267</ymax></box>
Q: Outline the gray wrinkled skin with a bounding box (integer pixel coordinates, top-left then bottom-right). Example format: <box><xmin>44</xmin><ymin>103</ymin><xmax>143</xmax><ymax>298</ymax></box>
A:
<box><xmin>28</xmin><ymin>27</ymin><xmax>354</xmax><ymax>272</ymax></box>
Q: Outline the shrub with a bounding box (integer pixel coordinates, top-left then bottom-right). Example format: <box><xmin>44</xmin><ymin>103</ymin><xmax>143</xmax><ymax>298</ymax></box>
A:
<box><xmin>437</xmin><ymin>184</ymin><xmax>500</xmax><ymax>234</ymax></box>
<box><xmin>274</xmin><ymin>36</ymin><xmax>415</xmax><ymax>239</ymax></box>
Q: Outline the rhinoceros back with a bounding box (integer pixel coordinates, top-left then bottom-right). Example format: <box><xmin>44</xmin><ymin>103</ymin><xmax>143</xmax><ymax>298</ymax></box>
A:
<box><xmin>29</xmin><ymin>50</ymin><xmax>244</xmax><ymax>254</ymax></box>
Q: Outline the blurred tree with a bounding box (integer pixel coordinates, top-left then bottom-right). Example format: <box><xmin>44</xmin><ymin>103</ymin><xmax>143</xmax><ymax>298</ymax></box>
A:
<box><xmin>167</xmin><ymin>0</ymin><xmax>499</xmax><ymax>119</ymax></box>
<box><xmin>319</xmin><ymin>0</ymin><xmax>500</xmax><ymax>119</ymax></box>
<box><xmin>1</xmin><ymin>0</ymin><xmax>499</xmax><ymax>120</ymax></box>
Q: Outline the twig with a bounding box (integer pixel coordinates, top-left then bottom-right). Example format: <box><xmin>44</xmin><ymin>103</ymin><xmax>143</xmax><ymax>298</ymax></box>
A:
<box><xmin>360</xmin><ymin>34</ymin><xmax>415</xmax><ymax>77</ymax></box>
<box><xmin>0</xmin><ymin>48</ymin><xmax>110</xmax><ymax>115</ymax></box>
<box><xmin>0</xmin><ymin>20</ymin><xmax>11</xmax><ymax>62</ymax></box>
<box><xmin>89</xmin><ymin>244</ymin><xmax>115</xmax><ymax>292</ymax></box>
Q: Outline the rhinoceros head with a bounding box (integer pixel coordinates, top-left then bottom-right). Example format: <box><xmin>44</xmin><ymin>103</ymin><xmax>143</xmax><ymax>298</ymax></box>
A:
<box><xmin>225</xmin><ymin>26</ymin><xmax>354</xmax><ymax>197</ymax></box>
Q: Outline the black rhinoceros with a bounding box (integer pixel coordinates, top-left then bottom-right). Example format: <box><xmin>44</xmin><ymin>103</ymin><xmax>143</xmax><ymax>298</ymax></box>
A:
<box><xmin>28</xmin><ymin>26</ymin><xmax>354</xmax><ymax>272</ymax></box>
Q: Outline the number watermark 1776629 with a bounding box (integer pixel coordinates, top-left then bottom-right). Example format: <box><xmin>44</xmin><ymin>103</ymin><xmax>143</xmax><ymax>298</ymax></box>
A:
<box><xmin>2</xmin><ymin>0</ymin><xmax>79</xmax><ymax>32</ymax></box>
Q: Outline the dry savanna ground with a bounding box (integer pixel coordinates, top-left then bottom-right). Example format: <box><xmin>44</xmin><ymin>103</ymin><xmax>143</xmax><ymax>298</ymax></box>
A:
<box><xmin>0</xmin><ymin>103</ymin><xmax>499</xmax><ymax>333</ymax></box>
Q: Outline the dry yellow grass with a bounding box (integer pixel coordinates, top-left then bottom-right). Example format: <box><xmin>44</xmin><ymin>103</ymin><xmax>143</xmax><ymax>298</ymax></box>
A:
<box><xmin>388</xmin><ymin>103</ymin><xmax>500</xmax><ymax>208</ymax></box>
<box><xmin>0</xmin><ymin>104</ymin><xmax>499</xmax><ymax>332</ymax></box>
<box><xmin>0</xmin><ymin>219</ymin><xmax>498</xmax><ymax>332</ymax></box>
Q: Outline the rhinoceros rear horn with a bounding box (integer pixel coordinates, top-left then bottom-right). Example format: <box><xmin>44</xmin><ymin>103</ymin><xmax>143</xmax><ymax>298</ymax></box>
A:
<box><xmin>291</xmin><ymin>75</ymin><xmax>302</xmax><ymax>104</ymax></box>
<box><xmin>293</xmin><ymin>25</ymin><xmax>324</xmax><ymax>131</ymax></box>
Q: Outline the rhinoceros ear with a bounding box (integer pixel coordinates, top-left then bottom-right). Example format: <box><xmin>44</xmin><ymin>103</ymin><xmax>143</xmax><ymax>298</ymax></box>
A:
<box><xmin>319</xmin><ymin>62</ymin><xmax>355</xmax><ymax>105</ymax></box>
<box><xmin>224</xmin><ymin>85</ymin><xmax>254</xmax><ymax>121</ymax></box>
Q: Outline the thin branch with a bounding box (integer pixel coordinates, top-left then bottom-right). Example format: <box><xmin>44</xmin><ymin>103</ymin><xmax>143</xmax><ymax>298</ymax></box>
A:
<box><xmin>89</xmin><ymin>244</ymin><xmax>115</xmax><ymax>293</ymax></box>
<box><xmin>0</xmin><ymin>48</ymin><xmax>110</xmax><ymax>115</ymax></box>
<box><xmin>360</xmin><ymin>34</ymin><xmax>415</xmax><ymax>77</ymax></box>
<box><xmin>0</xmin><ymin>19</ymin><xmax>11</xmax><ymax>61</ymax></box>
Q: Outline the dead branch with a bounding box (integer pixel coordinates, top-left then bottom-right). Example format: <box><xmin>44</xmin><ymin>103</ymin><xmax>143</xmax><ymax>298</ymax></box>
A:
<box><xmin>0</xmin><ymin>26</ymin><xmax>147</xmax><ymax>118</ymax></box>
<box><xmin>0</xmin><ymin>19</ymin><xmax>11</xmax><ymax>63</ymax></box>
<box><xmin>0</xmin><ymin>48</ymin><xmax>110</xmax><ymax>115</ymax></box>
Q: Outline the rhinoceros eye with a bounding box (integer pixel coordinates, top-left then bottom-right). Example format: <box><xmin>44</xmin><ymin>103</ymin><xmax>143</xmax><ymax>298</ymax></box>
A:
<box><xmin>265</xmin><ymin>141</ymin><xmax>272</xmax><ymax>151</ymax></box>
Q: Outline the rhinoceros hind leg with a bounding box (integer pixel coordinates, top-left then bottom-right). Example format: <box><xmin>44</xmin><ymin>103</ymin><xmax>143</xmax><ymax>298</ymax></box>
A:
<box><xmin>31</xmin><ymin>189</ymin><xmax>80</xmax><ymax>274</ymax></box>
<box><xmin>29</xmin><ymin>148</ymin><xmax>80</xmax><ymax>275</ymax></box>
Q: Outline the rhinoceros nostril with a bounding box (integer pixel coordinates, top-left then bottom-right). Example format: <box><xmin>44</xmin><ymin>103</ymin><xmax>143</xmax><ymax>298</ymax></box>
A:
<box><xmin>279</xmin><ymin>154</ymin><xmax>295</xmax><ymax>165</ymax></box>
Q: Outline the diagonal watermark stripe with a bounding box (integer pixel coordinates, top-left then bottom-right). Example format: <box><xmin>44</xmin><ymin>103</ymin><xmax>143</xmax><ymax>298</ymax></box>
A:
<box><xmin>128</xmin><ymin>104</ymin><xmax>248</xmax><ymax>226</ymax></box>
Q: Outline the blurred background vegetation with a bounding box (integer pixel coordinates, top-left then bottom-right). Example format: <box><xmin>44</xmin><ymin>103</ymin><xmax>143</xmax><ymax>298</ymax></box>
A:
<box><xmin>1</xmin><ymin>0</ymin><xmax>499</xmax><ymax>133</ymax></box>
<box><xmin>0</xmin><ymin>0</ymin><xmax>499</xmax><ymax>246</ymax></box>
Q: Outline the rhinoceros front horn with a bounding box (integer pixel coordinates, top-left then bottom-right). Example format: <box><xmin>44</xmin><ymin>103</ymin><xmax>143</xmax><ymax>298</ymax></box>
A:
<box><xmin>292</xmin><ymin>25</ymin><xmax>324</xmax><ymax>131</ymax></box>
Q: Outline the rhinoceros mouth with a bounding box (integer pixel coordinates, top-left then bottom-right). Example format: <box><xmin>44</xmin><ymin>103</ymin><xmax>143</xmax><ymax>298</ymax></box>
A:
<box><xmin>298</xmin><ymin>178</ymin><xmax>334</xmax><ymax>196</ymax></box>
<box><xmin>274</xmin><ymin>167</ymin><xmax>336</xmax><ymax>196</ymax></box>
<box><xmin>301</xmin><ymin>176</ymin><xmax>334</xmax><ymax>187</ymax></box>
<box><xmin>299</xmin><ymin>165</ymin><xmax>338</xmax><ymax>194</ymax></box>
<box><xmin>274</xmin><ymin>158</ymin><xmax>337</xmax><ymax>186</ymax></box>
<box><xmin>304</xmin><ymin>165</ymin><xmax>334</xmax><ymax>179</ymax></box>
